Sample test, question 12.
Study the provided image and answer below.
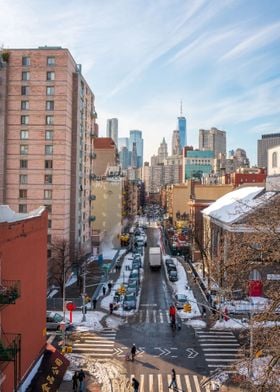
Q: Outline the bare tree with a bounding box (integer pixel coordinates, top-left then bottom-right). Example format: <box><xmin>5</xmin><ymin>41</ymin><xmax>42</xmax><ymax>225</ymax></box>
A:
<box><xmin>206</xmin><ymin>193</ymin><xmax>280</xmax><ymax>390</ymax></box>
<box><xmin>48</xmin><ymin>238</ymin><xmax>72</xmax><ymax>296</ymax></box>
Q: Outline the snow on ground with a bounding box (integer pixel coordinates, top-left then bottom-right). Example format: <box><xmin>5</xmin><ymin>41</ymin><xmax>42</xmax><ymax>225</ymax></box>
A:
<box><xmin>52</xmin><ymin>310</ymin><xmax>106</xmax><ymax>332</ymax></box>
<box><xmin>162</xmin><ymin>255</ymin><xmax>201</xmax><ymax>319</ymax></box>
<box><xmin>237</xmin><ymin>355</ymin><xmax>280</xmax><ymax>386</ymax></box>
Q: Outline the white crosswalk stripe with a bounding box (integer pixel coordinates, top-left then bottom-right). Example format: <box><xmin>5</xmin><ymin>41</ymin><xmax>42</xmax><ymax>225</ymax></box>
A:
<box><xmin>137</xmin><ymin>309</ymin><xmax>172</xmax><ymax>324</ymax></box>
<box><xmin>196</xmin><ymin>329</ymin><xmax>242</xmax><ymax>371</ymax></box>
<box><xmin>128</xmin><ymin>373</ymin><xmax>205</xmax><ymax>391</ymax></box>
<box><xmin>71</xmin><ymin>328</ymin><xmax>117</xmax><ymax>361</ymax></box>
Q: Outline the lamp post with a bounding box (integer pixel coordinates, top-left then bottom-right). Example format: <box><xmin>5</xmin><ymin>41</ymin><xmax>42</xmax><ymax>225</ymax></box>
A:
<box><xmin>81</xmin><ymin>263</ymin><xmax>87</xmax><ymax>322</ymax></box>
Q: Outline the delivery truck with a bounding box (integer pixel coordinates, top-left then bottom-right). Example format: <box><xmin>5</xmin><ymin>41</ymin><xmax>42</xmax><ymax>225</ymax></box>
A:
<box><xmin>149</xmin><ymin>247</ymin><xmax>162</xmax><ymax>270</ymax></box>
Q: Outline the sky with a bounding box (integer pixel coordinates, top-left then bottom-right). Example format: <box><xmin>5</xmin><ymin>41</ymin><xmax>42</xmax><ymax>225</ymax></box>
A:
<box><xmin>1</xmin><ymin>0</ymin><xmax>279</xmax><ymax>164</ymax></box>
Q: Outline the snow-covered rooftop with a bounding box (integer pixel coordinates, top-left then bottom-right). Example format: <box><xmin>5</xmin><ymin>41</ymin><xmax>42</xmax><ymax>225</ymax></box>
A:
<box><xmin>202</xmin><ymin>186</ymin><xmax>275</xmax><ymax>224</ymax></box>
<box><xmin>0</xmin><ymin>205</ymin><xmax>45</xmax><ymax>223</ymax></box>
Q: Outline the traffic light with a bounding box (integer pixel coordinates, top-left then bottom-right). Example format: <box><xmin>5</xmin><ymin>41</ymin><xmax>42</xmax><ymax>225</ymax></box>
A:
<box><xmin>184</xmin><ymin>303</ymin><xmax>192</xmax><ymax>312</ymax></box>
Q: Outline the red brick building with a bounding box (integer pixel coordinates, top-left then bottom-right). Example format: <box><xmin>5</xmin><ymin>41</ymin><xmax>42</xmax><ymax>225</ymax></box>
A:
<box><xmin>0</xmin><ymin>205</ymin><xmax>47</xmax><ymax>391</ymax></box>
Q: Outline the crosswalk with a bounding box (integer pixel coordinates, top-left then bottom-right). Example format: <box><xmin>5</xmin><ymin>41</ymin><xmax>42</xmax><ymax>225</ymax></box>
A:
<box><xmin>111</xmin><ymin>373</ymin><xmax>207</xmax><ymax>392</ymax></box>
<box><xmin>71</xmin><ymin>328</ymin><xmax>117</xmax><ymax>361</ymax></box>
<box><xmin>132</xmin><ymin>309</ymin><xmax>172</xmax><ymax>324</ymax></box>
<box><xmin>196</xmin><ymin>329</ymin><xmax>242</xmax><ymax>372</ymax></box>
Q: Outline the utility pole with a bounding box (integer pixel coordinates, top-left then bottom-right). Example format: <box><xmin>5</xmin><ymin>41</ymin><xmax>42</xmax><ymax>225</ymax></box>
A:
<box><xmin>81</xmin><ymin>263</ymin><xmax>87</xmax><ymax>322</ymax></box>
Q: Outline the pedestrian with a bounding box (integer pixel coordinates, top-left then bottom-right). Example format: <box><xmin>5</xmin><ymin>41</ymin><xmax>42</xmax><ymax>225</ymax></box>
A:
<box><xmin>131</xmin><ymin>343</ymin><xmax>137</xmax><ymax>361</ymax></box>
<box><xmin>201</xmin><ymin>305</ymin><xmax>207</xmax><ymax>318</ymax></box>
<box><xmin>102</xmin><ymin>286</ymin><xmax>106</xmax><ymax>296</ymax></box>
<box><xmin>92</xmin><ymin>298</ymin><xmax>97</xmax><ymax>310</ymax></box>
<box><xmin>108</xmin><ymin>282</ymin><xmax>112</xmax><ymax>292</ymax></box>
<box><xmin>132</xmin><ymin>377</ymin><xmax>140</xmax><ymax>392</ymax></box>
<box><xmin>109</xmin><ymin>302</ymin><xmax>113</xmax><ymax>314</ymax></box>
<box><xmin>78</xmin><ymin>369</ymin><xmax>85</xmax><ymax>392</ymax></box>
<box><xmin>72</xmin><ymin>371</ymin><xmax>79</xmax><ymax>391</ymax></box>
<box><xmin>168</xmin><ymin>368</ymin><xmax>177</xmax><ymax>389</ymax></box>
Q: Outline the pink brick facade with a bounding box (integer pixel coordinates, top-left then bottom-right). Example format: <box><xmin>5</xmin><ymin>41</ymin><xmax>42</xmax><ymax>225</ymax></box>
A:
<box><xmin>0</xmin><ymin>48</ymin><xmax>98</xmax><ymax>259</ymax></box>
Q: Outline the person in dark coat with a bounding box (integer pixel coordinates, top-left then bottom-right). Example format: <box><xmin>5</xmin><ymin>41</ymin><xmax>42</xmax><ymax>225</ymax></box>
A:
<box><xmin>169</xmin><ymin>368</ymin><xmax>177</xmax><ymax>389</ymax></box>
<box><xmin>109</xmin><ymin>302</ymin><xmax>113</xmax><ymax>314</ymax></box>
<box><xmin>78</xmin><ymin>369</ymin><xmax>85</xmax><ymax>391</ymax></box>
<box><xmin>92</xmin><ymin>298</ymin><xmax>97</xmax><ymax>310</ymax></box>
<box><xmin>108</xmin><ymin>282</ymin><xmax>112</xmax><ymax>292</ymax></box>
<box><xmin>102</xmin><ymin>286</ymin><xmax>106</xmax><ymax>296</ymax></box>
<box><xmin>132</xmin><ymin>377</ymin><xmax>139</xmax><ymax>391</ymax></box>
<box><xmin>72</xmin><ymin>371</ymin><xmax>79</xmax><ymax>391</ymax></box>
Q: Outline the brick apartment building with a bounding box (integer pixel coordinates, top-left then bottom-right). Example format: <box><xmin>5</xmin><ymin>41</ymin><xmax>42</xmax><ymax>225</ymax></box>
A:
<box><xmin>0</xmin><ymin>47</ymin><xmax>98</xmax><ymax>260</ymax></box>
<box><xmin>0</xmin><ymin>206</ymin><xmax>48</xmax><ymax>391</ymax></box>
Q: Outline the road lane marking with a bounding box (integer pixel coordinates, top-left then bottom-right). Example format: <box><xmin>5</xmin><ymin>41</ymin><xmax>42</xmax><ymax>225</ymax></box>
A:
<box><xmin>184</xmin><ymin>375</ymin><xmax>192</xmax><ymax>391</ymax></box>
<box><xmin>140</xmin><ymin>374</ymin><xmax>144</xmax><ymax>392</ymax></box>
<box><xmin>176</xmin><ymin>375</ymin><xmax>182</xmax><ymax>390</ymax></box>
<box><xmin>159</xmin><ymin>310</ymin><xmax>164</xmax><ymax>323</ymax></box>
<box><xmin>193</xmin><ymin>375</ymin><xmax>201</xmax><ymax>392</ymax></box>
<box><xmin>146</xmin><ymin>309</ymin><xmax>150</xmax><ymax>323</ymax></box>
<box><xmin>158</xmin><ymin>374</ymin><xmax>163</xmax><ymax>392</ymax></box>
<box><xmin>153</xmin><ymin>309</ymin><xmax>157</xmax><ymax>323</ymax></box>
<box><xmin>149</xmin><ymin>374</ymin><xmax>153</xmax><ymax>392</ymax></box>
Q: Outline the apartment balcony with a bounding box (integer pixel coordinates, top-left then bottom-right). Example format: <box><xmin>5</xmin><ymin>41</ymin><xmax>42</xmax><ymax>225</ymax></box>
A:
<box><xmin>0</xmin><ymin>332</ymin><xmax>20</xmax><ymax>362</ymax></box>
<box><xmin>90</xmin><ymin>152</ymin><xmax>97</xmax><ymax>160</ymax></box>
<box><xmin>89</xmin><ymin>215</ymin><xmax>96</xmax><ymax>222</ymax></box>
<box><xmin>89</xmin><ymin>173</ymin><xmax>96</xmax><ymax>180</ymax></box>
<box><xmin>91</xmin><ymin>111</ymin><xmax>98</xmax><ymax>119</ymax></box>
<box><xmin>89</xmin><ymin>194</ymin><xmax>96</xmax><ymax>201</ymax></box>
<box><xmin>0</xmin><ymin>280</ymin><xmax>20</xmax><ymax>305</ymax></box>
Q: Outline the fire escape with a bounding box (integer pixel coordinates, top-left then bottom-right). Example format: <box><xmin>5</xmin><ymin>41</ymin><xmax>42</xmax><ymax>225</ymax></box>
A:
<box><xmin>0</xmin><ymin>280</ymin><xmax>21</xmax><ymax>390</ymax></box>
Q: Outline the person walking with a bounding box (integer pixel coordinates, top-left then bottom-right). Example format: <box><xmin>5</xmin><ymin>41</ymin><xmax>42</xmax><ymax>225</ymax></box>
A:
<box><xmin>108</xmin><ymin>281</ymin><xmax>112</xmax><ymax>292</ymax></box>
<box><xmin>109</xmin><ymin>302</ymin><xmax>113</xmax><ymax>314</ymax></box>
<box><xmin>201</xmin><ymin>305</ymin><xmax>207</xmax><ymax>318</ymax></box>
<box><xmin>131</xmin><ymin>343</ymin><xmax>137</xmax><ymax>361</ymax></box>
<box><xmin>72</xmin><ymin>371</ymin><xmax>79</xmax><ymax>391</ymax></box>
<box><xmin>169</xmin><ymin>304</ymin><xmax>176</xmax><ymax>328</ymax></box>
<box><xmin>169</xmin><ymin>368</ymin><xmax>177</xmax><ymax>390</ymax></box>
<box><xmin>92</xmin><ymin>298</ymin><xmax>97</xmax><ymax>310</ymax></box>
<box><xmin>78</xmin><ymin>369</ymin><xmax>85</xmax><ymax>391</ymax></box>
<box><xmin>102</xmin><ymin>285</ymin><xmax>106</xmax><ymax>296</ymax></box>
<box><xmin>131</xmin><ymin>377</ymin><xmax>139</xmax><ymax>392</ymax></box>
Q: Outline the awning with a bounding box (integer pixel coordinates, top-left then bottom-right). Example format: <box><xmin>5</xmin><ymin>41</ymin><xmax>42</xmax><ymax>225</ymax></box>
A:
<box><xmin>27</xmin><ymin>343</ymin><xmax>70</xmax><ymax>392</ymax></box>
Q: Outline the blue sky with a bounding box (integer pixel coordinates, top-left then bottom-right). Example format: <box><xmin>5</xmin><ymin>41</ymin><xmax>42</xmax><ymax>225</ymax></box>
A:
<box><xmin>1</xmin><ymin>0</ymin><xmax>279</xmax><ymax>163</ymax></box>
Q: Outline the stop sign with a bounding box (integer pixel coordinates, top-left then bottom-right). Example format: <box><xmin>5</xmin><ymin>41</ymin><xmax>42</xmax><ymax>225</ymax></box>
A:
<box><xmin>66</xmin><ymin>302</ymin><xmax>76</xmax><ymax>311</ymax></box>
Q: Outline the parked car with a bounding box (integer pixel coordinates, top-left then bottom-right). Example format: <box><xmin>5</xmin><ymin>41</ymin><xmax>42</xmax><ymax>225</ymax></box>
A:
<box><xmin>132</xmin><ymin>261</ymin><xmax>141</xmax><ymax>269</ymax></box>
<box><xmin>46</xmin><ymin>311</ymin><xmax>72</xmax><ymax>331</ymax></box>
<box><xmin>129</xmin><ymin>270</ymin><xmax>140</xmax><ymax>281</ymax></box>
<box><xmin>123</xmin><ymin>293</ymin><xmax>137</xmax><ymax>310</ymax></box>
<box><xmin>167</xmin><ymin>264</ymin><xmax>177</xmax><ymax>273</ymax></box>
<box><xmin>165</xmin><ymin>259</ymin><xmax>175</xmax><ymax>268</ymax></box>
<box><xmin>168</xmin><ymin>270</ymin><xmax>178</xmax><ymax>282</ymax></box>
<box><xmin>174</xmin><ymin>294</ymin><xmax>189</xmax><ymax>310</ymax></box>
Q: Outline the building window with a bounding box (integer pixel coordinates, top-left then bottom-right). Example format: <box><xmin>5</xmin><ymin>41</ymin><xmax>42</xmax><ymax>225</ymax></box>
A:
<box><xmin>20</xmin><ymin>159</ymin><xmax>28</xmax><ymax>169</ymax></box>
<box><xmin>19</xmin><ymin>204</ymin><xmax>27</xmax><ymax>213</ymax></box>
<box><xmin>48</xmin><ymin>219</ymin><xmax>52</xmax><ymax>228</ymax></box>
<box><xmin>21</xmin><ymin>86</ymin><xmax>30</xmax><ymax>96</ymax></box>
<box><xmin>19</xmin><ymin>189</ymin><xmax>27</xmax><ymax>199</ymax></box>
<box><xmin>46</xmin><ymin>86</ymin><xmax>55</xmax><ymax>96</ymax></box>
<box><xmin>47</xmin><ymin>249</ymin><xmax>52</xmax><ymax>258</ymax></box>
<box><xmin>45</xmin><ymin>145</ymin><xmax>53</xmax><ymax>155</ymax></box>
<box><xmin>272</xmin><ymin>151</ymin><xmax>278</xmax><ymax>168</ymax></box>
<box><xmin>46</xmin><ymin>101</ymin><xmax>54</xmax><ymax>111</ymax></box>
<box><xmin>19</xmin><ymin>174</ymin><xmax>28</xmax><ymax>184</ymax></box>
<box><xmin>45</xmin><ymin>204</ymin><xmax>52</xmax><ymax>213</ymax></box>
<box><xmin>47</xmin><ymin>56</ymin><xmax>55</xmax><ymax>66</ymax></box>
<box><xmin>22</xmin><ymin>56</ymin><xmax>30</xmax><ymax>66</ymax></box>
<box><xmin>46</xmin><ymin>115</ymin><xmax>54</xmax><ymax>125</ymax></box>
<box><xmin>44</xmin><ymin>174</ymin><xmax>53</xmax><ymax>184</ymax></box>
<box><xmin>45</xmin><ymin>160</ymin><xmax>53</xmax><ymax>169</ymax></box>
<box><xmin>44</xmin><ymin>190</ymin><xmax>52</xmax><ymax>200</ymax></box>
<box><xmin>21</xmin><ymin>100</ymin><xmax>29</xmax><ymax>110</ymax></box>
<box><xmin>47</xmin><ymin>234</ymin><xmax>52</xmax><ymax>243</ymax></box>
<box><xmin>45</xmin><ymin>130</ymin><xmax>53</xmax><ymax>140</ymax></box>
<box><xmin>21</xmin><ymin>115</ymin><xmax>29</xmax><ymax>125</ymax></box>
<box><xmin>20</xmin><ymin>130</ymin><xmax>29</xmax><ymax>140</ymax></box>
<box><xmin>46</xmin><ymin>71</ymin><xmax>55</xmax><ymax>81</ymax></box>
<box><xmin>22</xmin><ymin>71</ymin><xmax>30</xmax><ymax>81</ymax></box>
<box><xmin>20</xmin><ymin>145</ymin><xmax>29</xmax><ymax>155</ymax></box>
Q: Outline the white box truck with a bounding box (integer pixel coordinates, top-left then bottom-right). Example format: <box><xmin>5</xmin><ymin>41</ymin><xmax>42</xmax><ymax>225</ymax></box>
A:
<box><xmin>149</xmin><ymin>247</ymin><xmax>162</xmax><ymax>270</ymax></box>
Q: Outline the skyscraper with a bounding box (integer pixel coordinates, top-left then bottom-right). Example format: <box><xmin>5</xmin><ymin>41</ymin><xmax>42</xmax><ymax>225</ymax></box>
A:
<box><xmin>177</xmin><ymin>102</ymin><xmax>186</xmax><ymax>152</ymax></box>
<box><xmin>172</xmin><ymin>130</ymin><xmax>180</xmax><ymax>155</ymax></box>
<box><xmin>106</xmin><ymin>118</ymin><xmax>118</xmax><ymax>147</ymax></box>
<box><xmin>157</xmin><ymin>137</ymin><xmax>168</xmax><ymax>164</ymax></box>
<box><xmin>0</xmin><ymin>47</ymin><xmax>97</xmax><ymax>258</ymax></box>
<box><xmin>199</xmin><ymin>127</ymin><xmax>226</xmax><ymax>159</ymax></box>
<box><xmin>129</xmin><ymin>130</ymin><xmax>144</xmax><ymax>168</ymax></box>
<box><xmin>257</xmin><ymin>133</ymin><xmax>280</xmax><ymax>168</ymax></box>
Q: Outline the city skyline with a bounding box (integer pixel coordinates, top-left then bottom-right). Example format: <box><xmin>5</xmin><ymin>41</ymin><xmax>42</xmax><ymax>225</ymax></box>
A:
<box><xmin>1</xmin><ymin>0</ymin><xmax>279</xmax><ymax>163</ymax></box>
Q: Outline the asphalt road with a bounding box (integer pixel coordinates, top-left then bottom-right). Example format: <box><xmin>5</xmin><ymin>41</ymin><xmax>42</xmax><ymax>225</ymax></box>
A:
<box><xmin>114</xmin><ymin>227</ymin><xmax>208</xmax><ymax>391</ymax></box>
